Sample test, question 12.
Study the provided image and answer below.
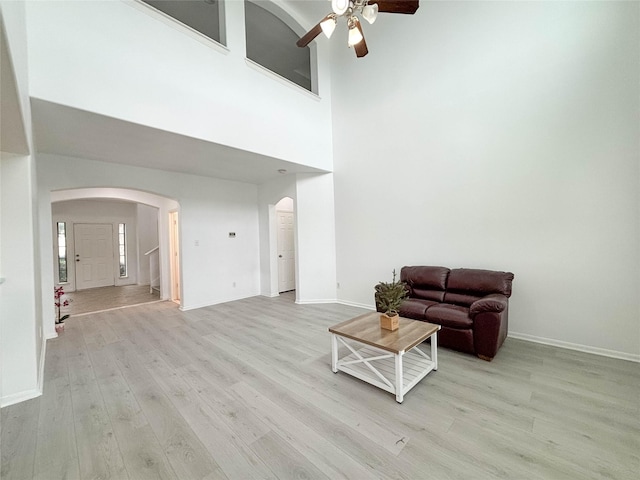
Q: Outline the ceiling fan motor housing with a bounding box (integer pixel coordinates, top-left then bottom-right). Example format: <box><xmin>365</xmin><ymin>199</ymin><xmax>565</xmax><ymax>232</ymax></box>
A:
<box><xmin>331</xmin><ymin>0</ymin><xmax>351</xmax><ymax>16</ymax></box>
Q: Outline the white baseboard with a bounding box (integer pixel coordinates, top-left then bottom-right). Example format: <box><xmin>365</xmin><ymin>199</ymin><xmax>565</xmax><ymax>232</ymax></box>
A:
<box><xmin>1</xmin><ymin>334</ymin><xmax>48</xmax><ymax>408</ymax></box>
<box><xmin>509</xmin><ymin>332</ymin><xmax>640</xmax><ymax>363</ymax></box>
<box><xmin>295</xmin><ymin>298</ymin><xmax>338</xmax><ymax>305</ymax></box>
<box><xmin>37</xmin><ymin>334</ymin><xmax>47</xmax><ymax>395</ymax></box>
<box><xmin>179</xmin><ymin>293</ymin><xmax>258</xmax><ymax>311</ymax></box>
<box><xmin>1</xmin><ymin>388</ymin><xmax>42</xmax><ymax>408</ymax></box>
<box><xmin>337</xmin><ymin>300</ymin><xmax>375</xmax><ymax>310</ymax></box>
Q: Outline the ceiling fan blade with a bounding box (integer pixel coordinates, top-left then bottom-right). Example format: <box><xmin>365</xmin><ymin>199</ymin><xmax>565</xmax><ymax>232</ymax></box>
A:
<box><xmin>368</xmin><ymin>0</ymin><xmax>419</xmax><ymax>14</ymax></box>
<box><xmin>354</xmin><ymin>21</ymin><xmax>368</xmax><ymax>58</ymax></box>
<box><xmin>296</xmin><ymin>15</ymin><xmax>332</xmax><ymax>48</ymax></box>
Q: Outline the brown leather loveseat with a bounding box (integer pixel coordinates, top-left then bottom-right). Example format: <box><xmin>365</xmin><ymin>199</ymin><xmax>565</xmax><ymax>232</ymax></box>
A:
<box><xmin>378</xmin><ymin>266</ymin><xmax>514</xmax><ymax>361</ymax></box>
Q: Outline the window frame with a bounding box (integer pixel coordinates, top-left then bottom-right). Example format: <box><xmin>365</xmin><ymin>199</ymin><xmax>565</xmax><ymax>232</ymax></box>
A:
<box><xmin>118</xmin><ymin>223</ymin><xmax>128</xmax><ymax>278</ymax></box>
<box><xmin>56</xmin><ymin>221</ymin><xmax>68</xmax><ymax>283</ymax></box>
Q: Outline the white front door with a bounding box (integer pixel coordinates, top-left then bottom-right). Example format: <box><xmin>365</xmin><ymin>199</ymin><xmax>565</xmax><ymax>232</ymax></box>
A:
<box><xmin>277</xmin><ymin>210</ymin><xmax>295</xmax><ymax>292</ymax></box>
<box><xmin>74</xmin><ymin>223</ymin><xmax>115</xmax><ymax>290</ymax></box>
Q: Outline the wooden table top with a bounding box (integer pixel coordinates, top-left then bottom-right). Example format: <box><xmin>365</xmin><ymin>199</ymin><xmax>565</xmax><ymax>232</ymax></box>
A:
<box><xmin>329</xmin><ymin>312</ymin><xmax>440</xmax><ymax>354</ymax></box>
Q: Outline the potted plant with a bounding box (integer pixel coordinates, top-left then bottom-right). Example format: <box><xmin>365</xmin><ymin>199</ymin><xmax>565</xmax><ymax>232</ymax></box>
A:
<box><xmin>54</xmin><ymin>286</ymin><xmax>70</xmax><ymax>333</ymax></box>
<box><xmin>374</xmin><ymin>269</ymin><xmax>408</xmax><ymax>331</ymax></box>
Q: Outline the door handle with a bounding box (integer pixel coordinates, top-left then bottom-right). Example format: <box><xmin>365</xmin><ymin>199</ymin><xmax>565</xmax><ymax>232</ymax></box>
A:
<box><xmin>279</xmin><ymin>255</ymin><xmax>283</xmax><ymax>258</ymax></box>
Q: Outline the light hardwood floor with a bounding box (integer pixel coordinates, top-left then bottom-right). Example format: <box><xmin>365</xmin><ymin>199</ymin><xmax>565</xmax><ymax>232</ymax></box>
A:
<box><xmin>2</xmin><ymin>293</ymin><xmax>638</xmax><ymax>479</ymax></box>
<box><xmin>64</xmin><ymin>285</ymin><xmax>161</xmax><ymax>316</ymax></box>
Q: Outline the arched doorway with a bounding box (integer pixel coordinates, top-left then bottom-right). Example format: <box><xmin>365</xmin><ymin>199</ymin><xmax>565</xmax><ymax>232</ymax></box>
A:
<box><xmin>49</xmin><ymin>188</ymin><xmax>180</xmax><ymax>317</ymax></box>
<box><xmin>275</xmin><ymin>197</ymin><xmax>295</xmax><ymax>293</ymax></box>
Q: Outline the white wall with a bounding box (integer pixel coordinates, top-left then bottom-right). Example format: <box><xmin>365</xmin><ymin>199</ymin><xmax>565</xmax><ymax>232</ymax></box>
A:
<box><xmin>1</xmin><ymin>154</ymin><xmax>39</xmax><ymax>406</ymax></box>
<box><xmin>295</xmin><ymin>173</ymin><xmax>337</xmax><ymax>304</ymax></box>
<box><xmin>258</xmin><ymin>175</ymin><xmax>297</xmax><ymax>297</ymax></box>
<box><xmin>257</xmin><ymin>173</ymin><xmax>337</xmax><ymax>302</ymax></box>
<box><xmin>0</xmin><ymin>0</ymin><xmax>32</xmax><ymax>148</ymax></box>
<box><xmin>25</xmin><ymin>0</ymin><xmax>333</xmax><ymax>170</ymax></box>
<box><xmin>38</xmin><ymin>154</ymin><xmax>260</xmax><ymax>316</ymax></box>
<box><xmin>52</xmin><ymin>199</ymin><xmax>140</xmax><ymax>290</ymax></box>
<box><xmin>332</xmin><ymin>1</ymin><xmax>639</xmax><ymax>359</ymax></box>
<box><xmin>136</xmin><ymin>203</ymin><xmax>159</xmax><ymax>286</ymax></box>
<box><xmin>0</xmin><ymin>0</ymin><xmax>44</xmax><ymax>407</ymax></box>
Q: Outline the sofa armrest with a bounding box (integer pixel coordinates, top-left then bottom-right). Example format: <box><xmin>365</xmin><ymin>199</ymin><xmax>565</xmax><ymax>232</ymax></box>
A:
<box><xmin>470</xmin><ymin>294</ymin><xmax>508</xmax><ymax>315</ymax></box>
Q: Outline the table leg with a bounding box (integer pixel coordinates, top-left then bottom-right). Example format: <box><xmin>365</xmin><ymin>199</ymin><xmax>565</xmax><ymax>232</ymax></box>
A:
<box><xmin>331</xmin><ymin>333</ymin><xmax>338</xmax><ymax>373</ymax></box>
<box><xmin>395</xmin><ymin>351</ymin><xmax>404</xmax><ymax>403</ymax></box>
<box><xmin>432</xmin><ymin>331</ymin><xmax>438</xmax><ymax>371</ymax></box>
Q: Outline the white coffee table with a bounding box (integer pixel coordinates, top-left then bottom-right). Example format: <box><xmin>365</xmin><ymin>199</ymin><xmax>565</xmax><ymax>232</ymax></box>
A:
<box><xmin>329</xmin><ymin>312</ymin><xmax>440</xmax><ymax>403</ymax></box>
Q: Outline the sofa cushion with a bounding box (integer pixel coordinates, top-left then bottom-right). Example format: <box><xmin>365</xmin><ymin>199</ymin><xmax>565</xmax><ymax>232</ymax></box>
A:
<box><xmin>401</xmin><ymin>266</ymin><xmax>450</xmax><ymax>290</ymax></box>
<box><xmin>399</xmin><ymin>298</ymin><xmax>436</xmax><ymax>320</ymax></box>
<box><xmin>447</xmin><ymin>268</ymin><xmax>514</xmax><ymax>297</ymax></box>
<box><xmin>425</xmin><ymin>304</ymin><xmax>473</xmax><ymax>329</ymax></box>
<box><xmin>412</xmin><ymin>287</ymin><xmax>446</xmax><ymax>302</ymax></box>
<box><xmin>443</xmin><ymin>292</ymin><xmax>482</xmax><ymax>307</ymax></box>
<box><xmin>401</xmin><ymin>266</ymin><xmax>449</xmax><ymax>302</ymax></box>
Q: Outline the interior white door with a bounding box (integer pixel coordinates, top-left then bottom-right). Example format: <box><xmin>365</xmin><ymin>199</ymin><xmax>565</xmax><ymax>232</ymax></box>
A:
<box><xmin>74</xmin><ymin>223</ymin><xmax>115</xmax><ymax>290</ymax></box>
<box><xmin>277</xmin><ymin>210</ymin><xmax>295</xmax><ymax>292</ymax></box>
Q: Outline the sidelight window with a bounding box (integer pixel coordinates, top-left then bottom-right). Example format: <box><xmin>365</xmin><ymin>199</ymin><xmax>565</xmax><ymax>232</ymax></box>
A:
<box><xmin>118</xmin><ymin>223</ymin><xmax>128</xmax><ymax>278</ymax></box>
<box><xmin>57</xmin><ymin>222</ymin><xmax>68</xmax><ymax>283</ymax></box>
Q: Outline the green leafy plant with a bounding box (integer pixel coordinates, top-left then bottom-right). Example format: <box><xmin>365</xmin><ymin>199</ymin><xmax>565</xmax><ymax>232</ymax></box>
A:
<box><xmin>374</xmin><ymin>269</ymin><xmax>408</xmax><ymax>316</ymax></box>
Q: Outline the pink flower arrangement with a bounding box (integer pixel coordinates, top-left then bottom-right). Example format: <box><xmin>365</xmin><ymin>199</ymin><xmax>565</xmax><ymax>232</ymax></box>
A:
<box><xmin>54</xmin><ymin>286</ymin><xmax>70</xmax><ymax>324</ymax></box>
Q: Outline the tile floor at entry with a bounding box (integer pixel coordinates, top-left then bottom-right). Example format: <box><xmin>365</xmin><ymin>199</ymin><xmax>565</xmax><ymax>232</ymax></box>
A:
<box><xmin>64</xmin><ymin>284</ymin><xmax>161</xmax><ymax>316</ymax></box>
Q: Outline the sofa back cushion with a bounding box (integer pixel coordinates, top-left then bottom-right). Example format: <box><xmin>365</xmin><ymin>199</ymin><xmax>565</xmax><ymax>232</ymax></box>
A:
<box><xmin>444</xmin><ymin>268</ymin><xmax>514</xmax><ymax>306</ymax></box>
<box><xmin>401</xmin><ymin>266</ymin><xmax>450</xmax><ymax>302</ymax></box>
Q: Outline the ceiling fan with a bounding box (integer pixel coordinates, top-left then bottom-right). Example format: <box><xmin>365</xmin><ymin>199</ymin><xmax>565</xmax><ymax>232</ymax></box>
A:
<box><xmin>296</xmin><ymin>0</ymin><xmax>419</xmax><ymax>58</ymax></box>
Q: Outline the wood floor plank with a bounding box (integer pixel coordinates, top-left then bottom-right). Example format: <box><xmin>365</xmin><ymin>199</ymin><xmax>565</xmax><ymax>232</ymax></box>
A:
<box><xmin>64</xmin><ymin>327</ymin><xmax>129</xmax><ymax>480</ymax></box>
<box><xmin>1</xmin><ymin>397</ymin><xmax>40</xmax><ymax>480</ymax></box>
<box><xmin>108</xmin><ymin>340</ymin><xmax>222</xmax><ymax>480</ymax></box>
<box><xmin>139</xmin><ymin>350</ymin><xmax>272</xmax><ymax>480</ymax></box>
<box><xmin>81</xmin><ymin>342</ymin><xmax>178</xmax><ymax>480</ymax></box>
<box><xmin>34</xmin><ymin>375</ymin><xmax>81</xmax><ymax>480</ymax></box>
<box><xmin>204</xmin><ymin>329</ymin><xmax>412</xmax><ymax>456</ymax></box>
<box><xmin>248</xmin><ymin>431</ymin><xmax>331</xmax><ymax>480</ymax></box>
<box><xmin>231</xmin><ymin>380</ymin><xmax>391</xmax><ymax>480</ymax></box>
<box><xmin>532</xmin><ymin>418</ymin><xmax>639</xmax><ymax>478</ymax></box>
<box><xmin>3</xmin><ymin>293</ymin><xmax>639</xmax><ymax>480</ymax></box>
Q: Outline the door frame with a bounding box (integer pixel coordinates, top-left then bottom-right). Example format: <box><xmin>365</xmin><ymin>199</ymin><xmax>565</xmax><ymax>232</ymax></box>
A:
<box><xmin>169</xmin><ymin>210</ymin><xmax>181</xmax><ymax>304</ymax></box>
<box><xmin>276</xmin><ymin>209</ymin><xmax>296</xmax><ymax>293</ymax></box>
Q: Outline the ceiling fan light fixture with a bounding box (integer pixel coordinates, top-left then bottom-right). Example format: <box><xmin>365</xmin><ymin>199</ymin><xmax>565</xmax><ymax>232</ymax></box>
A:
<box><xmin>331</xmin><ymin>0</ymin><xmax>350</xmax><ymax>16</ymax></box>
<box><xmin>320</xmin><ymin>14</ymin><xmax>337</xmax><ymax>39</ymax></box>
<box><xmin>362</xmin><ymin>3</ymin><xmax>378</xmax><ymax>24</ymax></box>
<box><xmin>347</xmin><ymin>16</ymin><xmax>363</xmax><ymax>46</ymax></box>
